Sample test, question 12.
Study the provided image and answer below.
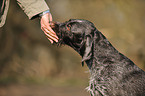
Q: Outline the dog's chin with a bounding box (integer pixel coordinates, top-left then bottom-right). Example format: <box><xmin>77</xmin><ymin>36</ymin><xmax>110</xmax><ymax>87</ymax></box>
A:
<box><xmin>56</xmin><ymin>38</ymin><xmax>64</xmax><ymax>47</ymax></box>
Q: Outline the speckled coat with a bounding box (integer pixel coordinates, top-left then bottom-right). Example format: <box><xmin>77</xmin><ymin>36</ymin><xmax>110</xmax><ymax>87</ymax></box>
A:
<box><xmin>0</xmin><ymin>0</ymin><xmax>49</xmax><ymax>27</ymax></box>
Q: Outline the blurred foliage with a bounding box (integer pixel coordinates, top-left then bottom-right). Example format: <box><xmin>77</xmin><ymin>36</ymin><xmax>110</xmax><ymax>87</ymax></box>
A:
<box><xmin>0</xmin><ymin>0</ymin><xmax>145</xmax><ymax>86</ymax></box>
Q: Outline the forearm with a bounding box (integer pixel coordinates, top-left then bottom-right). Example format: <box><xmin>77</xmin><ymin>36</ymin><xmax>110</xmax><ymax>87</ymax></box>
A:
<box><xmin>17</xmin><ymin>0</ymin><xmax>49</xmax><ymax>19</ymax></box>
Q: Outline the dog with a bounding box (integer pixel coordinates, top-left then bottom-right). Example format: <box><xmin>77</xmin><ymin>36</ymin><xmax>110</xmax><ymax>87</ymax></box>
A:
<box><xmin>51</xmin><ymin>19</ymin><xmax>145</xmax><ymax>96</ymax></box>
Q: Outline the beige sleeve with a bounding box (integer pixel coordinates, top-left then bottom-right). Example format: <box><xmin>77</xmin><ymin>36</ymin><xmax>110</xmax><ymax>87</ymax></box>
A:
<box><xmin>0</xmin><ymin>0</ymin><xmax>10</xmax><ymax>27</ymax></box>
<box><xmin>17</xmin><ymin>0</ymin><xmax>49</xmax><ymax>19</ymax></box>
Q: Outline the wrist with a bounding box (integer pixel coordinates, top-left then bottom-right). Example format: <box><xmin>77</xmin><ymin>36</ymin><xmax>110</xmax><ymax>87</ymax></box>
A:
<box><xmin>39</xmin><ymin>10</ymin><xmax>50</xmax><ymax>17</ymax></box>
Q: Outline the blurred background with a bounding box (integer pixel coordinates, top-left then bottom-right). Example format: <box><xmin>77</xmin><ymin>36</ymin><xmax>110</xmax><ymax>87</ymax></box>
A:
<box><xmin>0</xmin><ymin>0</ymin><xmax>145</xmax><ymax>96</ymax></box>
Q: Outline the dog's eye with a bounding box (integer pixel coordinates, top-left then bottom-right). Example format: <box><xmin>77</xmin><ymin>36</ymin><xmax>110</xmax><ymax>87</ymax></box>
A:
<box><xmin>66</xmin><ymin>24</ymin><xmax>71</xmax><ymax>31</ymax></box>
<box><xmin>66</xmin><ymin>26</ymin><xmax>70</xmax><ymax>31</ymax></box>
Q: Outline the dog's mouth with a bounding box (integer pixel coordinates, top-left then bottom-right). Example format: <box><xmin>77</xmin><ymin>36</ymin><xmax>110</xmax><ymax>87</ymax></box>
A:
<box><xmin>50</xmin><ymin>22</ymin><xmax>65</xmax><ymax>46</ymax></box>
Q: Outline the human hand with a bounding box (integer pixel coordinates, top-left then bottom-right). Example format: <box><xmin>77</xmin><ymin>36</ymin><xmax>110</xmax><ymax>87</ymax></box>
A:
<box><xmin>40</xmin><ymin>13</ymin><xmax>59</xmax><ymax>44</ymax></box>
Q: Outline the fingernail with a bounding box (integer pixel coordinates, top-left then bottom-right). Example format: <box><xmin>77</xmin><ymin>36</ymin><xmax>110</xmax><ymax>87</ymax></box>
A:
<box><xmin>51</xmin><ymin>41</ymin><xmax>54</xmax><ymax>44</ymax></box>
<box><xmin>56</xmin><ymin>39</ymin><xmax>58</xmax><ymax>42</ymax></box>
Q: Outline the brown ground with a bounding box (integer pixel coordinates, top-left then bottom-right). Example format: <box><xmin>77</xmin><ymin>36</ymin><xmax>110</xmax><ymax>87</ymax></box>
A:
<box><xmin>0</xmin><ymin>84</ymin><xmax>89</xmax><ymax>96</ymax></box>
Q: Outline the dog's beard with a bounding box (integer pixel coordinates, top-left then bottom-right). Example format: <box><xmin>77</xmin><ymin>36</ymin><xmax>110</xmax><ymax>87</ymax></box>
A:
<box><xmin>56</xmin><ymin>31</ymin><xmax>66</xmax><ymax>47</ymax></box>
<box><xmin>57</xmin><ymin>38</ymin><xmax>64</xmax><ymax>46</ymax></box>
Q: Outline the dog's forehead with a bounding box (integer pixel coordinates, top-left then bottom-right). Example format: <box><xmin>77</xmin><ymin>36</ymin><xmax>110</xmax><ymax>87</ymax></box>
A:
<box><xmin>75</xmin><ymin>20</ymin><xmax>84</xmax><ymax>23</ymax></box>
<box><xmin>58</xmin><ymin>19</ymin><xmax>95</xmax><ymax>35</ymax></box>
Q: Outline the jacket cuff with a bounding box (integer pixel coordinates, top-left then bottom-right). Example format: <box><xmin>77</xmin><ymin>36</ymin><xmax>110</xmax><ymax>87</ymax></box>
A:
<box><xmin>39</xmin><ymin>10</ymin><xmax>50</xmax><ymax>17</ymax></box>
<box><xmin>17</xmin><ymin>0</ymin><xmax>49</xmax><ymax>19</ymax></box>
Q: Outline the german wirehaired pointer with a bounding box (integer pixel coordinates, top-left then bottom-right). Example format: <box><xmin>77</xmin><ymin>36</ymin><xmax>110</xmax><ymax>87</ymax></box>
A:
<box><xmin>51</xmin><ymin>19</ymin><xmax>145</xmax><ymax>96</ymax></box>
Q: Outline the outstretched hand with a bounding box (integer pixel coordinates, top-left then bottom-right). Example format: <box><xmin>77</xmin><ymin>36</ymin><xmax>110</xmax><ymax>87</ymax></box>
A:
<box><xmin>40</xmin><ymin>13</ymin><xmax>58</xmax><ymax>44</ymax></box>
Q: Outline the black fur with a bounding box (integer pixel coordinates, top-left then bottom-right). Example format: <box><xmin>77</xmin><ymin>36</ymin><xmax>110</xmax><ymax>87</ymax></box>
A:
<box><xmin>52</xmin><ymin>19</ymin><xmax>145</xmax><ymax>96</ymax></box>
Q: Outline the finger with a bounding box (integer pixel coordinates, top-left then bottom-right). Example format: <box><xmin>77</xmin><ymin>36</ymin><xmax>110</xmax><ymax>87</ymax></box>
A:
<box><xmin>45</xmin><ymin>27</ymin><xmax>59</xmax><ymax>40</ymax></box>
<box><xmin>42</xmin><ymin>27</ymin><xmax>58</xmax><ymax>42</ymax></box>
<box><xmin>41</xmin><ymin>21</ymin><xmax>58</xmax><ymax>38</ymax></box>
<box><xmin>42</xmin><ymin>22</ymin><xmax>57</xmax><ymax>36</ymax></box>
<box><xmin>47</xmin><ymin>37</ymin><xmax>54</xmax><ymax>44</ymax></box>
<box><xmin>43</xmin><ymin>25</ymin><xmax>59</xmax><ymax>40</ymax></box>
<box><xmin>42</xmin><ymin>27</ymin><xmax>54</xmax><ymax>43</ymax></box>
<box><xmin>42</xmin><ymin>27</ymin><xmax>55</xmax><ymax>43</ymax></box>
<box><xmin>45</xmin><ymin>31</ymin><xmax>58</xmax><ymax>43</ymax></box>
<box><xmin>45</xmin><ymin>24</ymin><xmax>57</xmax><ymax>36</ymax></box>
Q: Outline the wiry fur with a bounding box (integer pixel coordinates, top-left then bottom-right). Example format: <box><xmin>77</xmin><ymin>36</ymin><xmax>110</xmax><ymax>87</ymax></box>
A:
<box><xmin>52</xmin><ymin>19</ymin><xmax>145</xmax><ymax>96</ymax></box>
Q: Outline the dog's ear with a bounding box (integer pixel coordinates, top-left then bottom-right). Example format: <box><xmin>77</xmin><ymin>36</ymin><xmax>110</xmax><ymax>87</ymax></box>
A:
<box><xmin>81</xmin><ymin>35</ymin><xmax>93</xmax><ymax>66</ymax></box>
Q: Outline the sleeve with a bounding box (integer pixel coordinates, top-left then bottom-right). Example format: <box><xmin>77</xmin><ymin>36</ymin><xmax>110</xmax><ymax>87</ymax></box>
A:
<box><xmin>0</xmin><ymin>0</ymin><xmax>10</xmax><ymax>27</ymax></box>
<box><xmin>16</xmin><ymin>0</ymin><xmax>49</xmax><ymax>19</ymax></box>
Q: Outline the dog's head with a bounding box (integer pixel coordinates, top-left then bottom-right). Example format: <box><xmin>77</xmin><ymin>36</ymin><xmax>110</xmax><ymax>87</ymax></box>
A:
<box><xmin>51</xmin><ymin>19</ymin><xmax>97</xmax><ymax>65</ymax></box>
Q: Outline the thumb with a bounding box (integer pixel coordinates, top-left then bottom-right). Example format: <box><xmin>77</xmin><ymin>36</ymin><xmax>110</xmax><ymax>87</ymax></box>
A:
<box><xmin>48</xmin><ymin>13</ymin><xmax>53</xmax><ymax>22</ymax></box>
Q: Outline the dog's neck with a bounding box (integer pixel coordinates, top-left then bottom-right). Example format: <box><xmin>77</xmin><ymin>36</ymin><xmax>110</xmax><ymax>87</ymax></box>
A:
<box><xmin>84</xmin><ymin>31</ymin><xmax>121</xmax><ymax>74</ymax></box>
